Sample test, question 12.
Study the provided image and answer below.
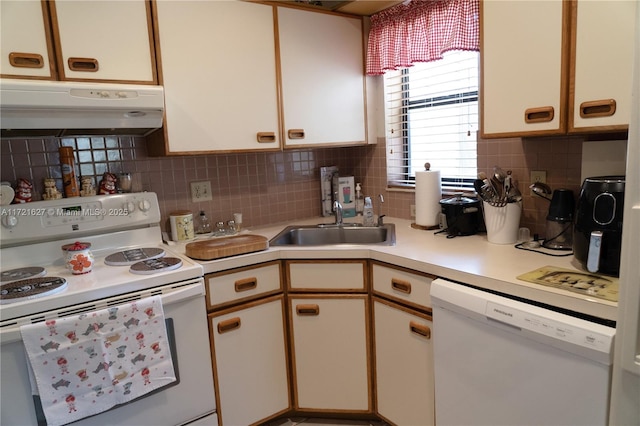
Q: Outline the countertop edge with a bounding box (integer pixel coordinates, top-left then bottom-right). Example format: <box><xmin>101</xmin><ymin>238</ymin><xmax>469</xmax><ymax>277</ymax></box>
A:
<box><xmin>169</xmin><ymin>217</ymin><xmax>617</xmax><ymax>322</ymax></box>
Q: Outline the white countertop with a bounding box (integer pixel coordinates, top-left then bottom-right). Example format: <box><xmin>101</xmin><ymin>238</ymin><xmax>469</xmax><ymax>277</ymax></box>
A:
<box><xmin>168</xmin><ymin>217</ymin><xmax>617</xmax><ymax>323</ymax></box>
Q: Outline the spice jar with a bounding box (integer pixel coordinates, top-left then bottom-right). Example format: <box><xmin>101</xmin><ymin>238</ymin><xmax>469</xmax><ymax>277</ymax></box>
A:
<box><xmin>62</xmin><ymin>242</ymin><xmax>94</xmax><ymax>274</ymax></box>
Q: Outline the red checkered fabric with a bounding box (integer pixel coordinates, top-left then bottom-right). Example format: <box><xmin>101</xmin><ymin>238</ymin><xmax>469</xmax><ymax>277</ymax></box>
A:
<box><xmin>366</xmin><ymin>0</ymin><xmax>479</xmax><ymax>75</ymax></box>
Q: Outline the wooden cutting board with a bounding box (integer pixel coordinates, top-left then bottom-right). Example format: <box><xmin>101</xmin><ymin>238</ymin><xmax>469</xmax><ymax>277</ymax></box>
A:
<box><xmin>185</xmin><ymin>235</ymin><xmax>269</xmax><ymax>260</ymax></box>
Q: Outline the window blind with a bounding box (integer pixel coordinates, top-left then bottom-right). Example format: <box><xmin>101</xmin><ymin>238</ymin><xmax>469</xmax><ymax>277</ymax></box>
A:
<box><xmin>384</xmin><ymin>50</ymin><xmax>479</xmax><ymax>193</ymax></box>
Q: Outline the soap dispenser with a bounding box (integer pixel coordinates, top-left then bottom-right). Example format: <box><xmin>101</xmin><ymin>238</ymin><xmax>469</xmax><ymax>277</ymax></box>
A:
<box><xmin>355</xmin><ymin>183</ymin><xmax>364</xmax><ymax>215</ymax></box>
<box><xmin>363</xmin><ymin>196</ymin><xmax>375</xmax><ymax>227</ymax></box>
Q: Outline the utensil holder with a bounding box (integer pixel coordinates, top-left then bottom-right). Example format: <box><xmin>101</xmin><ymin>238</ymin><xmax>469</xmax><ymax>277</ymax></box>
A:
<box><xmin>483</xmin><ymin>201</ymin><xmax>522</xmax><ymax>244</ymax></box>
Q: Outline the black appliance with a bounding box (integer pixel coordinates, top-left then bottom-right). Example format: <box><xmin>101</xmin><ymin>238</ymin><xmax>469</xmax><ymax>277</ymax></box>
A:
<box><xmin>439</xmin><ymin>195</ymin><xmax>482</xmax><ymax>237</ymax></box>
<box><xmin>543</xmin><ymin>189</ymin><xmax>575</xmax><ymax>250</ymax></box>
<box><xmin>573</xmin><ymin>176</ymin><xmax>625</xmax><ymax>276</ymax></box>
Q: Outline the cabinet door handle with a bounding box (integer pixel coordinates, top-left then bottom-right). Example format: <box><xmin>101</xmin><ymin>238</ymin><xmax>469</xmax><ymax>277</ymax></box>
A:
<box><xmin>391</xmin><ymin>278</ymin><xmax>412</xmax><ymax>294</ymax></box>
<box><xmin>68</xmin><ymin>57</ymin><xmax>99</xmax><ymax>72</ymax></box>
<box><xmin>287</xmin><ymin>129</ymin><xmax>305</xmax><ymax>140</ymax></box>
<box><xmin>217</xmin><ymin>317</ymin><xmax>241</xmax><ymax>334</ymax></box>
<box><xmin>410</xmin><ymin>321</ymin><xmax>431</xmax><ymax>339</ymax></box>
<box><xmin>234</xmin><ymin>277</ymin><xmax>257</xmax><ymax>292</ymax></box>
<box><xmin>580</xmin><ymin>99</ymin><xmax>616</xmax><ymax>118</ymax></box>
<box><xmin>524</xmin><ymin>106</ymin><xmax>555</xmax><ymax>123</ymax></box>
<box><xmin>296</xmin><ymin>304</ymin><xmax>320</xmax><ymax>316</ymax></box>
<box><xmin>256</xmin><ymin>132</ymin><xmax>276</xmax><ymax>143</ymax></box>
<box><xmin>9</xmin><ymin>52</ymin><xmax>44</xmax><ymax>69</ymax></box>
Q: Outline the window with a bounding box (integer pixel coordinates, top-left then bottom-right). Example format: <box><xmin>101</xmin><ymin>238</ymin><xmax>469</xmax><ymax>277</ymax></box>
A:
<box><xmin>385</xmin><ymin>50</ymin><xmax>479</xmax><ymax>193</ymax></box>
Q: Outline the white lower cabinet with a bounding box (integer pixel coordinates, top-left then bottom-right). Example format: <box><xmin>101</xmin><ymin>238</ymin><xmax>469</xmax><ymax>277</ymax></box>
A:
<box><xmin>289</xmin><ymin>295</ymin><xmax>371</xmax><ymax>412</ymax></box>
<box><xmin>373</xmin><ymin>298</ymin><xmax>435</xmax><ymax>426</ymax></box>
<box><xmin>209</xmin><ymin>296</ymin><xmax>290</xmax><ymax>425</ymax></box>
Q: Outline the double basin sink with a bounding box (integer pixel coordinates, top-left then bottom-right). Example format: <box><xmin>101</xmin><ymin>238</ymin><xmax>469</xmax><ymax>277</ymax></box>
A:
<box><xmin>269</xmin><ymin>223</ymin><xmax>396</xmax><ymax>246</ymax></box>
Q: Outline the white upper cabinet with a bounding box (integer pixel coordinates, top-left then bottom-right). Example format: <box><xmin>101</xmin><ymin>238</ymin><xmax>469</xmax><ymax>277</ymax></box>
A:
<box><xmin>150</xmin><ymin>2</ymin><xmax>367</xmax><ymax>154</ymax></box>
<box><xmin>569</xmin><ymin>0</ymin><xmax>635</xmax><ymax>133</ymax></box>
<box><xmin>278</xmin><ymin>7</ymin><xmax>367</xmax><ymax>148</ymax></box>
<box><xmin>481</xmin><ymin>0</ymin><xmax>635</xmax><ymax>138</ymax></box>
<box><xmin>1</xmin><ymin>0</ymin><xmax>55</xmax><ymax>79</ymax></box>
<box><xmin>1</xmin><ymin>0</ymin><xmax>156</xmax><ymax>83</ymax></box>
<box><xmin>481</xmin><ymin>0</ymin><xmax>567</xmax><ymax>137</ymax></box>
<box><xmin>52</xmin><ymin>0</ymin><xmax>156</xmax><ymax>83</ymax></box>
<box><xmin>151</xmin><ymin>0</ymin><xmax>280</xmax><ymax>154</ymax></box>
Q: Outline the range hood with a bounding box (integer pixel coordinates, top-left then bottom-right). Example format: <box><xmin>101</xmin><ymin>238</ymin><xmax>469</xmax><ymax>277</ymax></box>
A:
<box><xmin>0</xmin><ymin>79</ymin><xmax>164</xmax><ymax>137</ymax></box>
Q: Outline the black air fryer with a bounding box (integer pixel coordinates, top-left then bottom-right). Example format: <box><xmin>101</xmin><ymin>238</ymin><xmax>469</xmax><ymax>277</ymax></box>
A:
<box><xmin>573</xmin><ymin>176</ymin><xmax>625</xmax><ymax>276</ymax></box>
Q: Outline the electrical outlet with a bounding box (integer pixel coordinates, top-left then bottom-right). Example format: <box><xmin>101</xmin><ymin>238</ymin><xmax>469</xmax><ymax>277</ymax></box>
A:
<box><xmin>530</xmin><ymin>171</ymin><xmax>547</xmax><ymax>195</ymax></box>
<box><xmin>410</xmin><ymin>204</ymin><xmax>416</xmax><ymax>218</ymax></box>
<box><xmin>190</xmin><ymin>181</ymin><xmax>212</xmax><ymax>202</ymax></box>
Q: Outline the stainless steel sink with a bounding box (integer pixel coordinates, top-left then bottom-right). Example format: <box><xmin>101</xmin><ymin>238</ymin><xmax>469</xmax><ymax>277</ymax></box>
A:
<box><xmin>269</xmin><ymin>223</ymin><xmax>396</xmax><ymax>246</ymax></box>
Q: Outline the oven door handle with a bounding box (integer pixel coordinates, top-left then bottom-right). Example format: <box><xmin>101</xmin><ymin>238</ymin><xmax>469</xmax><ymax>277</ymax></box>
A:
<box><xmin>0</xmin><ymin>279</ymin><xmax>205</xmax><ymax>344</ymax></box>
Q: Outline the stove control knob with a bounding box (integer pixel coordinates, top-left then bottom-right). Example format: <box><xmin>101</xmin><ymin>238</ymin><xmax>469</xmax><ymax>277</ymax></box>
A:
<box><xmin>2</xmin><ymin>214</ymin><xmax>18</xmax><ymax>229</ymax></box>
<box><xmin>125</xmin><ymin>201</ymin><xmax>136</xmax><ymax>213</ymax></box>
<box><xmin>139</xmin><ymin>199</ymin><xmax>151</xmax><ymax>212</ymax></box>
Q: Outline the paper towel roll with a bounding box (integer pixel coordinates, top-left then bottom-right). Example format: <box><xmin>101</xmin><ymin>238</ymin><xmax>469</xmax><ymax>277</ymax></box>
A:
<box><xmin>415</xmin><ymin>170</ymin><xmax>442</xmax><ymax>227</ymax></box>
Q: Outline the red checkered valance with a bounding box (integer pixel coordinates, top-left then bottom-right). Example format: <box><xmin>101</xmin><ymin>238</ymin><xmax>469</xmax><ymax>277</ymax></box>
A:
<box><xmin>366</xmin><ymin>0</ymin><xmax>480</xmax><ymax>76</ymax></box>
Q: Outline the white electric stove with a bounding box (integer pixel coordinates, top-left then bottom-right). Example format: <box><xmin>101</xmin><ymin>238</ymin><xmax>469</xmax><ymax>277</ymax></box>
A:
<box><xmin>0</xmin><ymin>192</ymin><xmax>217</xmax><ymax>426</ymax></box>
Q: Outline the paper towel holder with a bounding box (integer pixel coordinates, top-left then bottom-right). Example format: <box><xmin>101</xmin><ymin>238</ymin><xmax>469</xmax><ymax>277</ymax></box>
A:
<box><xmin>411</xmin><ymin>161</ymin><xmax>442</xmax><ymax>231</ymax></box>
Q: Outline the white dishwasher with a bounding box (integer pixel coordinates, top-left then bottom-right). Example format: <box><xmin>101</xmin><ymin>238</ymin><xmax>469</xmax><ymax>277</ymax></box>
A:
<box><xmin>430</xmin><ymin>278</ymin><xmax>615</xmax><ymax>426</ymax></box>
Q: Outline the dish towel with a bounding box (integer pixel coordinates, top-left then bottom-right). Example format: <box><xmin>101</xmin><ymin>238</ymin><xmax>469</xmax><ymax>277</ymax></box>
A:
<box><xmin>21</xmin><ymin>295</ymin><xmax>176</xmax><ymax>426</ymax></box>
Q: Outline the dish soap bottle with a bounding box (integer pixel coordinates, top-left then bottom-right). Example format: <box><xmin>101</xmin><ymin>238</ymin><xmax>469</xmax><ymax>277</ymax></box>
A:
<box><xmin>363</xmin><ymin>196</ymin><xmax>375</xmax><ymax>227</ymax></box>
<box><xmin>196</xmin><ymin>210</ymin><xmax>212</xmax><ymax>234</ymax></box>
<box><xmin>355</xmin><ymin>183</ymin><xmax>364</xmax><ymax>215</ymax></box>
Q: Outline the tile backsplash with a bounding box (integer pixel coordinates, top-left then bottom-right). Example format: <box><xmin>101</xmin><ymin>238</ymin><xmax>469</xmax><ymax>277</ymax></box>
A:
<box><xmin>1</xmin><ymin>136</ymin><xmax>375</xmax><ymax>232</ymax></box>
<box><xmin>1</xmin><ymin>133</ymin><xmax>624</xmax><ymax>239</ymax></box>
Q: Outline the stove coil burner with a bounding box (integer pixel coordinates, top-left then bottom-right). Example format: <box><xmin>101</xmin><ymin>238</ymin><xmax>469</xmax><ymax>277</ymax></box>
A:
<box><xmin>0</xmin><ymin>267</ymin><xmax>47</xmax><ymax>283</ymax></box>
<box><xmin>129</xmin><ymin>257</ymin><xmax>182</xmax><ymax>275</ymax></box>
<box><xmin>0</xmin><ymin>277</ymin><xmax>67</xmax><ymax>304</ymax></box>
<box><xmin>104</xmin><ymin>248</ymin><xmax>166</xmax><ymax>266</ymax></box>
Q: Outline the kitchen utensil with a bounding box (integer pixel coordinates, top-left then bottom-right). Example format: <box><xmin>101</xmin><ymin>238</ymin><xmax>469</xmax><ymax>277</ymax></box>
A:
<box><xmin>473</xmin><ymin>179</ymin><xmax>491</xmax><ymax>202</ymax></box>
<box><xmin>494</xmin><ymin>166</ymin><xmax>507</xmax><ymax>186</ymax></box>
<box><xmin>477</xmin><ymin>172</ymin><xmax>495</xmax><ymax>197</ymax></box>
<box><xmin>506</xmin><ymin>173</ymin><xmax>523</xmax><ymax>202</ymax></box>
<box><xmin>573</xmin><ymin>176</ymin><xmax>625</xmax><ymax>276</ymax></box>
<box><xmin>439</xmin><ymin>194</ymin><xmax>482</xmax><ymax>237</ymax></box>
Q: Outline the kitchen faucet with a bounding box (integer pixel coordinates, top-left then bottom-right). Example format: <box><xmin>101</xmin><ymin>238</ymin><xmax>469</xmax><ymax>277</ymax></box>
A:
<box><xmin>333</xmin><ymin>192</ymin><xmax>343</xmax><ymax>225</ymax></box>
<box><xmin>377</xmin><ymin>194</ymin><xmax>385</xmax><ymax>226</ymax></box>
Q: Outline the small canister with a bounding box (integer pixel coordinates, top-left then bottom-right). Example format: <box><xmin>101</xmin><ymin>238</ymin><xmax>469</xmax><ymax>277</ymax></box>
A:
<box><xmin>62</xmin><ymin>242</ymin><xmax>94</xmax><ymax>274</ymax></box>
<box><xmin>170</xmin><ymin>210</ymin><xmax>194</xmax><ymax>242</ymax></box>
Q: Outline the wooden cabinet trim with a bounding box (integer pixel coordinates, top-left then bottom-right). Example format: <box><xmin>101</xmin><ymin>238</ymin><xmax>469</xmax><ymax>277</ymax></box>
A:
<box><xmin>287</xmin><ymin>294</ymin><xmax>372</xmax><ymax>413</ymax></box>
<box><xmin>285</xmin><ymin>259</ymin><xmax>368</xmax><ymax>292</ymax></box>
<box><xmin>372</xmin><ymin>296</ymin><xmax>433</xmax><ymax>321</ymax></box>
<box><xmin>479</xmin><ymin>0</ymin><xmax>628</xmax><ymax>139</ymax></box>
<box><xmin>48</xmin><ymin>0</ymin><xmax>157</xmax><ymax>84</ymax></box>
<box><xmin>0</xmin><ymin>0</ymin><xmax>57</xmax><ymax>80</ymax></box>
<box><xmin>370</xmin><ymin>260</ymin><xmax>434</xmax><ymax>313</ymax></box>
<box><xmin>205</xmin><ymin>260</ymin><xmax>283</xmax><ymax>311</ymax></box>
<box><xmin>372</xmin><ymin>297</ymin><xmax>435</xmax><ymax>425</ymax></box>
<box><xmin>8</xmin><ymin>52</ymin><xmax>45</xmax><ymax>69</ymax></box>
<box><xmin>567</xmin><ymin>0</ymin><xmax>631</xmax><ymax>133</ymax></box>
<box><xmin>208</xmin><ymin>295</ymin><xmax>291</xmax><ymax>425</ymax></box>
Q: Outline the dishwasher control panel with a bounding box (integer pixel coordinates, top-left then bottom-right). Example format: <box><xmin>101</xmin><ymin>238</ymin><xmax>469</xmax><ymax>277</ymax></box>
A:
<box><xmin>485</xmin><ymin>301</ymin><xmax>612</xmax><ymax>353</ymax></box>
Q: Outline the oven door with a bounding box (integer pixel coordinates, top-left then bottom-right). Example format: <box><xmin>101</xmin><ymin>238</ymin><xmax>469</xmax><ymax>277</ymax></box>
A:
<box><xmin>0</xmin><ymin>279</ymin><xmax>217</xmax><ymax>426</ymax></box>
